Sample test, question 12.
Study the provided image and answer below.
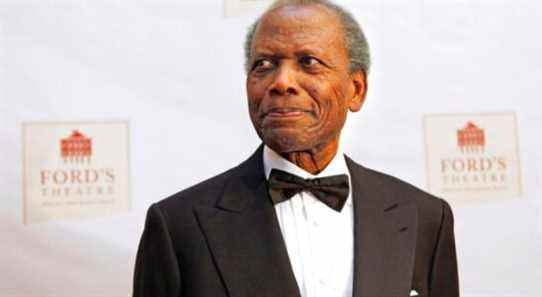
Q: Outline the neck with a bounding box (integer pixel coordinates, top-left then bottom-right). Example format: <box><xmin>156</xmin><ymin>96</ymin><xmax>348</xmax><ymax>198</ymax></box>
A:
<box><xmin>279</xmin><ymin>138</ymin><xmax>339</xmax><ymax>175</ymax></box>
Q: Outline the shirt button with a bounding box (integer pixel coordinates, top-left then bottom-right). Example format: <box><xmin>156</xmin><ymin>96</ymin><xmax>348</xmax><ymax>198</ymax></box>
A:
<box><xmin>312</xmin><ymin>220</ymin><xmax>319</xmax><ymax>227</ymax></box>
<box><xmin>318</xmin><ymin>278</ymin><xmax>326</xmax><ymax>286</ymax></box>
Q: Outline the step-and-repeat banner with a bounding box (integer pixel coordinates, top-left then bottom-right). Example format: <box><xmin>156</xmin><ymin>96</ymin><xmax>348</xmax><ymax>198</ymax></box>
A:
<box><xmin>1</xmin><ymin>0</ymin><xmax>541</xmax><ymax>296</ymax></box>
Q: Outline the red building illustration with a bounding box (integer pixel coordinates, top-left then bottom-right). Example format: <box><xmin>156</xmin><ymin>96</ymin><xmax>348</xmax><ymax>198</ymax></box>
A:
<box><xmin>457</xmin><ymin>122</ymin><xmax>485</xmax><ymax>153</ymax></box>
<box><xmin>60</xmin><ymin>130</ymin><xmax>92</xmax><ymax>163</ymax></box>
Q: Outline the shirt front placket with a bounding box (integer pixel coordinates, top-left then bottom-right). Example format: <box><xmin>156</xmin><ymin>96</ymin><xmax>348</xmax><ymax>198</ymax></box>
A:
<box><xmin>299</xmin><ymin>189</ymin><xmax>332</xmax><ymax>297</ymax></box>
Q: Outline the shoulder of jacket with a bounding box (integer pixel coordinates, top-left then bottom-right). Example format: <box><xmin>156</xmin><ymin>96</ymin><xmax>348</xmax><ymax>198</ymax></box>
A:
<box><xmin>361</xmin><ymin>165</ymin><xmax>450</xmax><ymax>217</ymax></box>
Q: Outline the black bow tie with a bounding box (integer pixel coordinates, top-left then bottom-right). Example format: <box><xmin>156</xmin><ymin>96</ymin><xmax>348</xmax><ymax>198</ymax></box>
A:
<box><xmin>267</xmin><ymin>168</ymin><xmax>350</xmax><ymax>212</ymax></box>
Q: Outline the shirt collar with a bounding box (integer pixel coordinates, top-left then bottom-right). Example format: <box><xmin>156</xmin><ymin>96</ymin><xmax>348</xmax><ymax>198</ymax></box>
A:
<box><xmin>263</xmin><ymin>144</ymin><xmax>350</xmax><ymax>181</ymax></box>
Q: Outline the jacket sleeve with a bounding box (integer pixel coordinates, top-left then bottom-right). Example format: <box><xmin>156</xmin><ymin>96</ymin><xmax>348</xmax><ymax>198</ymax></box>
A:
<box><xmin>429</xmin><ymin>199</ymin><xmax>460</xmax><ymax>297</ymax></box>
<box><xmin>133</xmin><ymin>203</ymin><xmax>182</xmax><ymax>297</ymax></box>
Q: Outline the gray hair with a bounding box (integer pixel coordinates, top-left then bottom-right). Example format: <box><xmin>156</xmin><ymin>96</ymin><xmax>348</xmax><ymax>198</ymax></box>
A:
<box><xmin>243</xmin><ymin>0</ymin><xmax>371</xmax><ymax>75</ymax></box>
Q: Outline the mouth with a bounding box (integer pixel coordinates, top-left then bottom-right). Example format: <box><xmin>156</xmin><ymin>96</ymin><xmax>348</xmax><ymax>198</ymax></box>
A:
<box><xmin>262</xmin><ymin>108</ymin><xmax>309</xmax><ymax>119</ymax></box>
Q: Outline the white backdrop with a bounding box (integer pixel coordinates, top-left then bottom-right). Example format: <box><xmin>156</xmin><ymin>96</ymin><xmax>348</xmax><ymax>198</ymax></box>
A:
<box><xmin>1</xmin><ymin>0</ymin><xmax>541</xmax><ymax>296</ymax></box>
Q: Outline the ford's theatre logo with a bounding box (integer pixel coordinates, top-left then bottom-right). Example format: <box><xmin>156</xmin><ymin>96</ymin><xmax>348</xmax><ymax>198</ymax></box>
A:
<box><xmin>440</xmin><ymin>121</ymin><xmax>507</xmax><ymax>189</ymax></box>
<box><xmin>61</xmin><ymin>130</ymin><xmax>92</xmax><ymax>163</ymax></box>
<box><xmin>457</xmin><ymin>122</ymin><xmax>485</xmax><ymax>153</ymax></box>
<box><xmin>39</xmin><ymin>129</ymin><xmax>115</xmax><ymax>198</ymax></box>
<box><xmin>424</xmin><ymin>113</ymin><xmax>522</xmax><ymax>204</ymax></box>
<box><xmin>22</xmin><ymin>122</ymin><xmax>130</xmax><ymax>224</ymax></box>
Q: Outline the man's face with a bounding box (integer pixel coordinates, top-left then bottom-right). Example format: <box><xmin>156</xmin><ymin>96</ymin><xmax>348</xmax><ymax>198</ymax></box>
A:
<box><xmin>246</xmin><ymin>4</ymin><xmax>366</xmax><ymax>154</ymax></box>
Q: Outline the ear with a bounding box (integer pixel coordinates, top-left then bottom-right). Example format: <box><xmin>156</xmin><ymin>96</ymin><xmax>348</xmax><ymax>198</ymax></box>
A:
<box><xmin>348</xmin><ymin>70</ymin><xmax>367</xmax><ymax>112</ymax></box>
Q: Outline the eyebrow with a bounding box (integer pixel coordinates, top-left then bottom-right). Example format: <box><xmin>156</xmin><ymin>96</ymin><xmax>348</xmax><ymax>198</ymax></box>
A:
<box><xmin>252</xmin><ymin>47</ymin><xmax>328</xmax><ymax>61</ymax></box>
<box><xmin>251</xmin><ymin>52</ymin><xmax>285</xmax><ymax>60</ymax></box>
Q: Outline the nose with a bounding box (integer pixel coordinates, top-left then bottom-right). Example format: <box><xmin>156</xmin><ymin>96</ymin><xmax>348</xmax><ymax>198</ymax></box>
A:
<box><xmin>268</xmin><ymin>63</ymin><xmax>299</xmax><ymax>97</ymax></box>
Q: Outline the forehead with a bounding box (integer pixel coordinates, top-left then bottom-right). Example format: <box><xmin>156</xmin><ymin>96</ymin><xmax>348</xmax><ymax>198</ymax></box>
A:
<box><xmin>251</xmin><ymin>4</ymin><xmax>346</xmax><ymax>56</ymax></box>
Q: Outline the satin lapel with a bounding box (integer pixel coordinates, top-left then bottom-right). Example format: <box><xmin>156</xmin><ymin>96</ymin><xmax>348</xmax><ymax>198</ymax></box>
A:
<box><xmin>194</xmin><ymin>145</ymin><xmax>301</xmax><ymax>297</ymax></box>
<box><xmin>346</xmin><ymin>157</ymin><xmax>418</xmax><ymax>297</ymax></box>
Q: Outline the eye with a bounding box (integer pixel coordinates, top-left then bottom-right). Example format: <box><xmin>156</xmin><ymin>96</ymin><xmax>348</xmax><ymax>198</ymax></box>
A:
<box><xmin>252</xmin><ymin>59</ymin><xmax>275</xmax><ymax>73</ymax></box>
<box><xmin>299</xmin><ymin>56</ymin><xmax>321</xmax><ymax>68</ymax></box>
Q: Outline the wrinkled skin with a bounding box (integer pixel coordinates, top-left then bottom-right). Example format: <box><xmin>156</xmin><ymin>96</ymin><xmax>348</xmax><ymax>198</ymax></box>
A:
<box><xmin>246</xmin><ymin>4</ymin><xmax>367</xmax><ymax>174</ymax></box>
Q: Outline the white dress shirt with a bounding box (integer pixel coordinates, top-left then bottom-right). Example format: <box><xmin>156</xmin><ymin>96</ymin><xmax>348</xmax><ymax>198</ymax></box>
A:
<box><xmin>263</xmin><ymin>145</ymin><xmax>354</xmax><ymax>297</ymax></box>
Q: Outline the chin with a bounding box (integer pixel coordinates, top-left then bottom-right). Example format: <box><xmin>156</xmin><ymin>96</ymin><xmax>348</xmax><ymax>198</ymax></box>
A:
<box><xmin>261</xmin><ymin>130</ymin><xmax>316</xmax><ymax>154</ymax></box>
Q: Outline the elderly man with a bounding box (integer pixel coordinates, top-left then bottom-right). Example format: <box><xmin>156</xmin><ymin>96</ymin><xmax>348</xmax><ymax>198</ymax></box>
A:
<box><xmin>133</xmin><ymin>0</ymin><xmax>459</xmax><ymax>297</ymax></box>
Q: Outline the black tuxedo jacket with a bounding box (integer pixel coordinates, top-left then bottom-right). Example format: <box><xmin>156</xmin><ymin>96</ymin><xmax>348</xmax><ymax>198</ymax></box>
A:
<box><xmin>133</xmin><ymin>145</ymin><xmax>459</xmax><ymax>297</ymax></box>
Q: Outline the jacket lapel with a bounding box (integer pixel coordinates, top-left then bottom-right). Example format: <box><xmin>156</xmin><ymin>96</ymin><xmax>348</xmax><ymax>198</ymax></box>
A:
<box><xmin>346</xmin><ymin>156</ymin><xmax>418</xmax><ymax>297</ymax></box>
<box><xmin>194</xmin><ymin>146</ymin><xmax>417</xmax><ymax>297</ymax></box>
<box><xmin>194</xmin><ymin>145</ymin><xmax>301</xmax><ymax>297</ymax></box>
